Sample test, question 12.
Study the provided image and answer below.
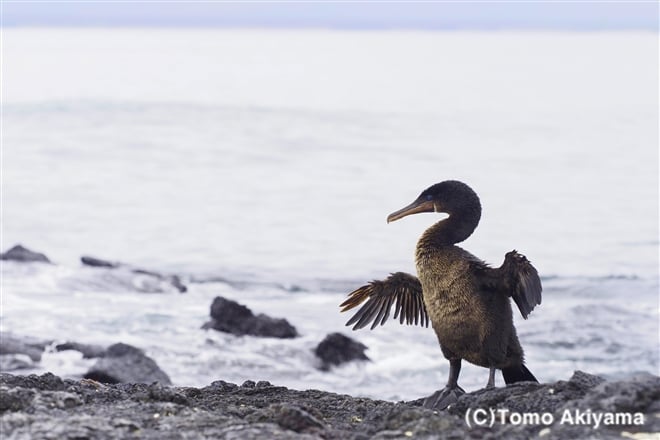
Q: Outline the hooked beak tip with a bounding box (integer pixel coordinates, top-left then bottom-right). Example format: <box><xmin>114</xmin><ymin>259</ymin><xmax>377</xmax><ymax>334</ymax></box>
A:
<box><xmin>387</xmin><ymin>199</ymin><xmax>435</xmax><ymax>224</ymax></box>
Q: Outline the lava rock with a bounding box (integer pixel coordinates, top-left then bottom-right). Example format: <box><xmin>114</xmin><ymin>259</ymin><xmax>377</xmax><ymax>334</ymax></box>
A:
<box><xmin>203</xmin><ymin>296</ymin><xmax>298</xmax><ymax>338</ymax></box>
<box><xmin>314</xmin><ymin>332</ymin><xmax>370</xmax><ymax>371</ymax></box>
<box><xmin>258</xmin><ymin>403</ymin><xmax>325</xmax><ymax>433</ymax></box>
<box><xmin>0</xmin><ymin>245</ymin><xmax>51</xmax><ymax>263</ymax></box>
<box><xmin>80</xmin><ymin>256</ymin><xmax>119</xmax><ymax>268</ymax></box>
<box><xmin>80</xmin><ymin>255</ymin><xmax>187</xmax><ymax>293</ymax></box>
<box><xmin>55</xmin><ymin>342</ymin><xmax>107</xmax><ymax>359</ymax></box>
<box><xmin>0</xmin><ymin>334</ymin><xmax>50</xmax><ymax>363</ymax></box>
<box><xmin>0</xmin><ymin>334</ymin><xmax>52</xmax><ymax>372</ymax></box>
<box><xmin>1</xmin><ymin>371</ymin><xmax>658</xmax><ymax>439</ymax></box>
<box><xmin>84</xmin><ymin>343</ymin><xmax>171</xmax><ymax>385</ymax></box>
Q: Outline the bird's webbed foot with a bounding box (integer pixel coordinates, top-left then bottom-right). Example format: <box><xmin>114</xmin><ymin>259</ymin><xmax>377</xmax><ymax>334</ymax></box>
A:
<box><xmin>422</xmin><ymin>385</ymin><xmax>466</xmax><ymax>410</ymax></box>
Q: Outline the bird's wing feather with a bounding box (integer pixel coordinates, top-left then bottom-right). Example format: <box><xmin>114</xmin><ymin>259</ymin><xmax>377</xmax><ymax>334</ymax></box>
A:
<box><xmin>475</xmin><ymin>250</ymin><xmax>542</xmax><ymax>319</ymax></box>
<box><xmin>340</xmin><ymin>272</ymin><xmax>428</xmax><ymax>330</ymax></box>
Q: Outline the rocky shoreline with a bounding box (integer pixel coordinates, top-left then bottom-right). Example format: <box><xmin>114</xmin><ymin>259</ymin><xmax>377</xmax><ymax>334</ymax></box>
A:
<box><xmin>3</xmin><ymin>245</ymin><xmax>659</xmax><ymax>438</ymax></box>
<box><xmin>1</xmin><ymin>371</ymin><xmax>659</xmax><ymax>439</ymax></box>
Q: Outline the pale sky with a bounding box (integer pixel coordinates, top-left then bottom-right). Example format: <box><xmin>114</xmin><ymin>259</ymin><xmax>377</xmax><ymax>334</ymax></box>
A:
<box><xmin>3</xmin><ymin>2</ymin><xmax>658</xmax><ymax>30</ymax></box>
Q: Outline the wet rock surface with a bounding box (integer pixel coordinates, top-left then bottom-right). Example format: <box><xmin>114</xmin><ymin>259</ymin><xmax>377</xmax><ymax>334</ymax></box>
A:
<box><xmin>1</xmin><ymin>245</ymin><xmax>51</xmax><ymax>263</ymax></box>
<box><xmin>84</xmin><ymin>343</ymin><xmax>172</xmax><ymax>385</ymax></box>
<box><xmin>55</xmin><ymin>341</ymin><xmax>108</xmax><ymax>359</ymax></box>
<box><xmin>0</xmin><ymin>333</ymin><xmax>52</xmax><ymax>372</ymax></box>
<box><xmin>80</xmin><ymin>255</ymin><xmax>188</xmax><ymax>293</ymax></box>
<box><xmin>80</xmin><ymin>255</ymin><xmax>120</xmax><ymax>268</ymax></box>
<box><xmin>1</xmin><ymin>371</ymin><xmax>658</xmax><ymax>439</ymax></box>
<box><xmin>0</xmin><ymin>335</ymin><xmax>172</xmax><ymax>386</ymax></box>
<box><xmin>314</xmin><ymin>332</ymin><xmax>370</xmax><ymax>371</ymax></box>
<box><xmin>203</xmin><ymin>296</ymin><xmax>299</xmax><ymax>339</ymax></box>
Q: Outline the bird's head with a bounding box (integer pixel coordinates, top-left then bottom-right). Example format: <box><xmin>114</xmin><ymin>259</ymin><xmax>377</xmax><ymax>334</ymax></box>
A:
<box><xmin>387</xmin><ymin>180</ymin><xmax>481</xmax><ymax>223</ymax></box>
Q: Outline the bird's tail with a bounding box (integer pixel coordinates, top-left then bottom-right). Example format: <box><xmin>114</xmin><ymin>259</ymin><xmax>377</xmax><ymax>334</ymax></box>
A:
<box><xmin>501</xmin><ymin>363</ymin><xmax>538</xmax><ymax>384</ymax></box>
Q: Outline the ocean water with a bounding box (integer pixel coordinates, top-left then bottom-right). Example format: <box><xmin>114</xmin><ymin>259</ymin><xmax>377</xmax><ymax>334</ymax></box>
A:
<box><xmin>1</xmin><ymin>29</ymin><xmax>658</xmax><ymax>401</ymax></box>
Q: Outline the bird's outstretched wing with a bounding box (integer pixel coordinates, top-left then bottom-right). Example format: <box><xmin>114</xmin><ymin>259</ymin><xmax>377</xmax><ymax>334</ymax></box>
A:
<box><xmin>340</xmin><ymin>272</ymin><xmax>429</xmax><ymax>330</ymax></box>
<box><xmin>476</xmin><ymin>250</ymin><xmax>542</xmax><ymax>319</ymax></box>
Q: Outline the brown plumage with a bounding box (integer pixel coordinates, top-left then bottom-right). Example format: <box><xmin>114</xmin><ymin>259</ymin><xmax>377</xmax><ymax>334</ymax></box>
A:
<box><xmin>340</xmin><ymin>180</ymin><xmax>542</xmax><ymax>409</ymax></box>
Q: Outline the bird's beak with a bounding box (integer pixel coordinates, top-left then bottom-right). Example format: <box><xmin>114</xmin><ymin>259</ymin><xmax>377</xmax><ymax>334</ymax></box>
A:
<box><xmin>387</xmin><ymin>198</ymin><xmax>436</xmax><ymax>223</ymax></box>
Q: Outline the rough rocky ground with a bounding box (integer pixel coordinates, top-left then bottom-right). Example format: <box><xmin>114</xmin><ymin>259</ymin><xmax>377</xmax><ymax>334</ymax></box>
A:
<box><xmin>1</xmin><ymin>371</ymin><xmax>658</xmax><ymax>439</ymax></box>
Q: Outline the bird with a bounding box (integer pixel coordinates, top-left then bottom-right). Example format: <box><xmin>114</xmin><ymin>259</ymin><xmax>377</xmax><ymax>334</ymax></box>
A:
<box><xmin>340</xmin><ymin>180</ymin><xmax>542</xmax><ymax>410</ymax></box>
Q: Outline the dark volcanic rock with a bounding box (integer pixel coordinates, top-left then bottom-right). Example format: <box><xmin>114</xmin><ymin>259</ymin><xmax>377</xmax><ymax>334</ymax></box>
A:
<box><xmin>55</xmin><ymin>342</ymin><xmax>107</xmax><ymax>359</ymax></box>
<box><xmin>0</xmin><ymin>245</ymin><xmax>51</xmax><ymax>263</ymax></box>
<box><xmin>0</xmin><ymin>333</ymin><xmax>51</xmax><ymax>371</ymax></box>
<box><xmin>203</xmin><ymin>296</ymin><xmax>298</xmax><ymax>338</ymax></box>
<box><xmin>81</xmin><ymin>255</ymin><xmax>187</xmax><ymax>293</ymax></box>
<box><xmin>80</xmin><ymin>256</ymin><xmax>119</xmax><ymax>268</ymax></box>
<box><xmin>443</xmin><ymin>370</ymin><xmax>610</xmax><ymax>417</ymax></box>
<box><xmin>0</xmin><ymin>334</ymin><xmax>49</xmax><ymax>362</ymax></box>
<box><xmin>84</xmin><ymin>343</ymin><xmax>171</xmax><ymax>385</ymax></box>
<box><xmin>1</xmin><ymin>371</ymin><xmax>658</xmax><ymax>439</ymax></box>
<box><xmin>315</xmin><ymin>332</ymin><xmax>370</xmax><ymax>371</ymax></box>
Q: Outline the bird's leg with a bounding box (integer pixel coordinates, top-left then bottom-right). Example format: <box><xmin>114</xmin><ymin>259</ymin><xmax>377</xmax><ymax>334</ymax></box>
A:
<box><xmin>423</xmin><ymin>359</ymin><xmax>465</xmax><ymax>410</ymax></box>
<box><xmin>486</xmin><ymin>367</ymin><xmax>496</xmax><ymax>388</ymax></box>
<box><xmin>446</xmin><ymin>358</ymin><xmax>461</xmax><ymax>388</ymax></box>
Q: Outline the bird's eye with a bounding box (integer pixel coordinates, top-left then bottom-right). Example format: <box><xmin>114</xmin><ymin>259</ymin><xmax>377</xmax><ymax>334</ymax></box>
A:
<box><xmin>425</xmin><ymin>194</ymin><xmax>433</xmax><ymax>201</ymax></box>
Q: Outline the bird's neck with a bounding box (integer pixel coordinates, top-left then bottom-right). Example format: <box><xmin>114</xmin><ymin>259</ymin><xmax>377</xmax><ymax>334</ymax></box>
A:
<box><xmin>419</xmin><ymin>208</ymin><xmax>481</xmax><ymax>248</ymax></box>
